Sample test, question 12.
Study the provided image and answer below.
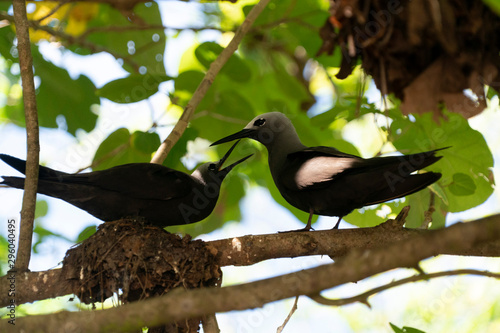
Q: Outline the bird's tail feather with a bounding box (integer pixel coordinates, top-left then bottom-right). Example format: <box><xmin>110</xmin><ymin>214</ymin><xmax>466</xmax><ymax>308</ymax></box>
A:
<box><xmin>366</xmin><ymin>172</ymin><xmax>442</xmax><ymax>206</ymax></box>
<box><xmin>0</xmin><ymin>176</ymin><xmax>26</xmax><ymax>190</ymax></box>
<box><xmin>0</xmin><ymin>154</ymin><xmax>65</xmax><ymax>179</ymax></box>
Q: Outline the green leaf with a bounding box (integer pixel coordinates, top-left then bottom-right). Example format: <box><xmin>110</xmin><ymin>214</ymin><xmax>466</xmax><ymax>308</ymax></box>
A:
<box><xmin>131</xmin><ymin>131</ymin><xmax>161</xmax><ymax>154</ymax></box>
<box><xmin>194</xmin><ymin>42</ymin><xmax>251</xmax><ymax>82</ymax></box>
<box><xmin>449</xmin><ymin>173</ymin><xmax>477</xmax><ymax>196</ymax></box>
<box><xmin>32</xmin><ymin>50</ymin><xmax>99</xmax><ymax>135</ymax></box>
<box><xmin>93</xmin><ymin>128</ymin><xmax>161</xmax><ymax>169</ymax></box>
<box><xmin>35</xmin><ymin>199</ymin><xmax>49</xmax><ymax>220</ymax></box>
<box><xmin>391</xmin><ymin>111</ymin><xmax>494</xmax><ymax>213</ymax></box>
<box><xmin>486</xmin><ymin>86</ymin><xmax>499</xmax><ymax>104</ymax></box>
<box><xmin>75</xmin><ymin>225</ymin><xmax>97</xmax><ymax>243</ymax></box>
<box><xmin>189</xmin><ymin>88</ymin><xmax>254</xmax><ymax>142</ymax></box>
<box><xmin>389</xmin><ymin>323</ymin><xmax>426</xmax><ymax>333</ymax></box>
<box><xmin>344</xmin><ymin>201</ymin><xmax>404</xmax><ymax>228</ymax></box>
<box><xmin>0</xmin><ymin>26</ymin><xmax>16</xmax><ymax>62</ymax></box>
<box><xmin>483</xmin><ymin>0</ymin><xmax>500</xmax><ymax>15</ymax></box>
<box><xmin>85</xmin><ymin>2</ymin><xmax>166</xmax><ymax>75</ymax></box>
<box><xmin>97</xmin><ymin>73</ymin><xmax>172</xmax><ymax>103</ymax></box>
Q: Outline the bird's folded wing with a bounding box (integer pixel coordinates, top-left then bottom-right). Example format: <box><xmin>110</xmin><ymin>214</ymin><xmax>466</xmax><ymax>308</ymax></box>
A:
<box><xmin>280</xmin><ymin>147</ymin><xmax>362</xmax><ymax>190</ymax></box>
<box><xmin>280</xmin><ymin>147</ymin><xmax>443</xmax><ymax>191</ymax></box>
<box><xmin>40</xmin><ymin>163</ymin><xmax>195</xmax><ymax>201</ymax></box>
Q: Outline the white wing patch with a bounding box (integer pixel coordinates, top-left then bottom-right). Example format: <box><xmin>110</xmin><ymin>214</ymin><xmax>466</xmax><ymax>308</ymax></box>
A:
<box><xmin>294</xmin><ymin>156</ymin><xmax>357</xmax><ymax>188</ymax></box>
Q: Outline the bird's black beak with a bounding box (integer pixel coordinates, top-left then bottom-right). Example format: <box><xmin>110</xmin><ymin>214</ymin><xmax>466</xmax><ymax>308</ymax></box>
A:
<box><xmin>210</xmin><ymin>128</ymin><xmax>256</xmax><ymax>146</ymax></box>
<box><xmin>221</xmin><ymin>154</ymin><xmax>252</xmax><ymax>173</ymax></box>
<box><xmin>215</xmin><ymin>140</ymin><xmax>252</xmax><ymax>175</ymax></box>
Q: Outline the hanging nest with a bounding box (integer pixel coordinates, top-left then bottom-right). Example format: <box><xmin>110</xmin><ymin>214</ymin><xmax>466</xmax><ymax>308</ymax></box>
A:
<box><xmin>318</xmin><ymin>0</ymin><xmax>500</xmax><ymax>118</ymax></box>
<box><xmin>61</xmin><ymin>219</ymin><xmax>222</xmax><ymax>332</ymax></box>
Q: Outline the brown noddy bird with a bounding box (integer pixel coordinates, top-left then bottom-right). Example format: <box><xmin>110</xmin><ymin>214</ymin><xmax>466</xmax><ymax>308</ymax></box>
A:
<box><xmin>0</xmin><ymin>141</ymin><xmax>251</xmax><ymax>228</ymax></box>
<box><xmin>211</xmin><ymin>112</ymin><xmax>445</xmax><ymax>231</ymax></box>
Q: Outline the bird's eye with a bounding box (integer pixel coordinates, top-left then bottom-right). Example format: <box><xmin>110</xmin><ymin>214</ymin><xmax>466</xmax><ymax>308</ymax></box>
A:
<box><xmin>254</xmin><ymin>118</ymin><xmax>266</xmax><ymax>127</ymax></box>
<box><xmin>208</xmin><ymin>164</ymin><xmax>217</xmax><ymax>171</ymax></box>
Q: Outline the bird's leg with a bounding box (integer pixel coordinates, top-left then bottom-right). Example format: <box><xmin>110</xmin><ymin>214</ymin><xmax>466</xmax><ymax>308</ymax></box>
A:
<box><xmin>332</xmin><ymin>216</ymin><xmax>342</xmax><ymax>230</ymax></box>
<box><xmin>279</xmin><ymin>209</ymin><xmax>315</xmax><ymax>233</ymax></box>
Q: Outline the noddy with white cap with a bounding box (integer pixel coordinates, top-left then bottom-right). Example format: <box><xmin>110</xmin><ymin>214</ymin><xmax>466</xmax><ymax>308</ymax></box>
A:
<box><xmin>211</xmin><ymin>112</ymin><xmax>445</xmax><ymax>231</ymax></box>
<box><xmin>0</xmin><ymin>141</ymin><xmax>251</xmax><ymax>228</ymax></box>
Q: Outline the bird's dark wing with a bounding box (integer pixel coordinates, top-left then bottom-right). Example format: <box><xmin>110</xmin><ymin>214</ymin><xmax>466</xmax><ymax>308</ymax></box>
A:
<box><xmin>279</xmin><ymin>147</ymin><xmax>363</xmax><ymax>190</ymax></box>
<box><xmin>280</xmin><ymin>147</ymin><xmax>444</xmax><ymax>192</ymax></box>
<box><xmin>50</xmin><ymin>164</ymin><xmax>197</xmax><ymax>201</ymax></box>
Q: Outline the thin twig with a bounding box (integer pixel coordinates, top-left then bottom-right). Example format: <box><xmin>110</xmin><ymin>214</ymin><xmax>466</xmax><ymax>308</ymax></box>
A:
<box><xmin>202</xmin><ymin>314</ymin><xmax>220</xmax><ymax>333</ymax></box>
<box><xmin>277</xmin><ymin>296</ymin><xmax>299</xmax><ymax>333</ymax></box>
<box><xmin>34</xmin><ymin>1</ymin><xmax>70</xmax><ymax>23</ymax></box>
<box><xmin>150</xmin><ymin>0</ymin><xmax>273</xmax><ymax>164</ymax></box>
<box><xmin>307</xmin><ymin>269</ymin><xmax>500</xmax><ymax>307</ymax></box>
<box><xmin>0</xmin><ymin>12</ymin><xmax>140</xmax><ymax>72</ymax></box>
<box><xmin>13</xmin><ymin>0</ymin><xmax>40</xmax><ymax>272</ymax></box>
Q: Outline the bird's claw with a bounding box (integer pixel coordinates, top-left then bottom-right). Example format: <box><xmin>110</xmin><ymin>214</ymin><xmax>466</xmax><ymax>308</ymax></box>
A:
<box><xmin>279</xmin><ymin>226</ymin><xmax>315</xmax><ymax>233</ymax></box>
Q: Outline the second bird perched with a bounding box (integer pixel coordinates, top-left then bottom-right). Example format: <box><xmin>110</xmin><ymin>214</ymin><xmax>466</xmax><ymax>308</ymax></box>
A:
<box><xmin>0</xmin><ymin>141</ymin><xmax>251</xmax><ymax>228</ymax></box>
<box><xmin>211</xmin><ymin>112</ymin><xmax>445</xmax><ymax>231</ymax></box>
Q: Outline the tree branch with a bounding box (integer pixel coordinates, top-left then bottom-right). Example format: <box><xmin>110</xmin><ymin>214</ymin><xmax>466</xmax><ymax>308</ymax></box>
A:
<box><xmin>150</xmin><ymin>0</ymin><xmax>272</xmax><ymax>164</ymax></box>
<box><xmin>12</xmin><ymin>0</ymin><xmax>40</xmax><ymax>272</ymax></box>
<box><xmin>5</xmin><ymin>213</ymin><xmax>500</xmax><ymax>332</ymax></box>
<box><xmin>308</xmin><ymin>269</ymin><xmax>500</xmax><ymax>307</ymax></box>
<box><xmin>2</xmin><ymin>214</ymin><xmax>500</xmax><ymax>308</ymax></box>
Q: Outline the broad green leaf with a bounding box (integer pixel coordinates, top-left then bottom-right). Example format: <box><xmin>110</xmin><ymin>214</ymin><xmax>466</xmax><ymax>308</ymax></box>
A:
<box><xmin>189</xmin><ymin>88</ymin><xmax>254</xmax><ymax>141</ymax></box>
<box><xmin>131</xmin><ymin>131</ymin><xmax>161</xmax><ymax>154</ymax></box>
<box><xmin>97</xmin><ymin>73</ymin><xmax>172</xmax><ymax>103</ymax></box>
<box><xmin>173</xmin><ymin>70</ymin><xmax>208</xmax><ymax>106</ymax></box>
<box><xmin>84</xmin><ymin>2</ymin><xmax>166</xmax><ymax>75</ymax></box>
<box><xmin>32</xmin><ymin>50</ymin><xmax>99</xmax><ymax>135</ymax></box>
<box><xmin>92</xmin><ymin>128</ymin><xmax>160</xmax><ymax>169</ymax></box>
<box><xmin>195</xmin><ymin>42</ymin><xmax>251</xmax><ymax>82</ymax></box>
<box><xmin>391</xmin><ymin>111</ymin><xmax>494</xmax><ymax>213</ymax></box>
<box><xmin>449</xmin><ymin>172</ymin><xmax>477</xmax><ymax>196</ymax></box>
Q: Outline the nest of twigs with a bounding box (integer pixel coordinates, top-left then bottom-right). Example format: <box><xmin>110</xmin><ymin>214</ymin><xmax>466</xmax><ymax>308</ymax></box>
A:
<box><xmin>61</xmin><ymin>219</ymin><xmax>222</xmax><ymax>332</ymax></box>
<box><xmin>318</xmin><ymin>0</ymin><xmax>500</xmax><ymax>118</ymax></box>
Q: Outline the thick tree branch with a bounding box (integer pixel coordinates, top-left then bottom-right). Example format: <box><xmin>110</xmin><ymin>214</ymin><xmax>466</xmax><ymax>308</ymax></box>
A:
<box><xmin>13</xmin><ymin>0</ymin><xmax>40</xmax><ymax>271</ymax></box>
<box><xmin>150</xmin><ymin>0</ymin><xmax>272</xmax><ymax>164</ymax></box>
<box><xmin>2</xmin><ymin>214</ymin><xmax>500</xmax><ymax>307</ymax></box>
<box><xmin>308</xmin><ymin>269</ymin><xmax>500</xmax><ymax>307</ymax></box>
<box><xmin>5</xmin><ymin>213</ymin><xmax>500</xmax><ymax>332</ymax></box>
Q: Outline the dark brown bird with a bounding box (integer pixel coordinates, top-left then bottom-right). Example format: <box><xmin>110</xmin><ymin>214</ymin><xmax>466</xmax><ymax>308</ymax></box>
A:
<box><xmin>0</xmin><ymin>141</ymin><xmax>251</xmax><ymax>227</ymax></box>
<box><xmin>211</xmin><ymin>112</ymin><xmax>445</xmax><ymax>231</ymax></box>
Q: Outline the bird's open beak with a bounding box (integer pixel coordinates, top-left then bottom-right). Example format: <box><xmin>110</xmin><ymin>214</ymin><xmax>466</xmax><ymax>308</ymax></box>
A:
<box><xmin>210</xmin><ymin>129</ymin><xmax>256</xmax><ymax>146</ymax></box>
<box><xmin>216</xmin><ymin>140</ymin><xmax>252</xmax><ymax>173</ymax></box>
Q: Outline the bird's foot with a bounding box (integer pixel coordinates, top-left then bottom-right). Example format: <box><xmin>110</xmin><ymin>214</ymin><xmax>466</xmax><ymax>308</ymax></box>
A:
<box><xmin>279</xmin><ymin>226</ymin><xmax>315</xmax><ymax>233</ymax></box>
<box><xmin>332</xmin><ymin>217</ymin><xmax>342</xmax><ymax>230</ymax></box>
